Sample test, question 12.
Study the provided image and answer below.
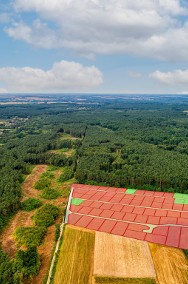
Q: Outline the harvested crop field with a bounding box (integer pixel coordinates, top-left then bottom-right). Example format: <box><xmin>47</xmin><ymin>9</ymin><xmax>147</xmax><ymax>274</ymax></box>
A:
<box><xmin>149</xmin><ymin>243</ymin><xmax>188</xmax><ymax>284</ymax></box>
<box><xmin>94</xmin><ymin>232</ymin><xmax>156</xmax><ymax>281</ymax></box>
<box><xmin>53</xmin><ymin>225</ymin><xmax>95</xmax><ymax>284</ymax></box>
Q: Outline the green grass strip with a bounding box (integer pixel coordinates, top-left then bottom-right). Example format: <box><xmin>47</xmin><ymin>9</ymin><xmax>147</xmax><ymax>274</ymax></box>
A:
<box><xmin>174</xmin><ymin>193</ymin><xmax>188</xmax><ymax>200</ymax></box>
<box><xmin>125</xmin><ymin>189</ymin><xmax>137</xmax><ymax>195</ymax></box>
<box><xmin>71</xmin><ymin>198</ymin><xmax>84</xmax><ymax>206</ymax></box>
<box><xmin>95</xmin><ymin>276</ymin><xmax>156</xmax><ymax>284</ymax></box>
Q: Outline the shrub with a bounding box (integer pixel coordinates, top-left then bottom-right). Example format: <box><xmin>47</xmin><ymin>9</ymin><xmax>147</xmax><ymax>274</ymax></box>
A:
<box><xmin>33</xmin><ymin>204</ymin><xmax>59</xmax><ymax>228</ymax></box>
<box><xmin>41</xmin><ymin>172</ymin><xmax>54</xmax><ymax>179</ymax></box>
<box><xmin>55</xmin><ymin>224</ymin><xmax>60</xmax><ymax>241</ymax></box>
<box><xmin>0</xmin><ymin>247</ymin><xmax>14</xmax><ymax>284</ymax></box>
<box><xmin>34</xmin><ymin>178</ymin><xmax>51</xmax><ymax>190</ymax></box>
<box><xmin>14</xmin><ymin>247</ymin><xmax>40</xmax><ymax>278</ymax></box>
<box><xmin>58</xmin><ymin>167</ymin><xmax>74</xmax><ymax>182</ymax></box>
<box><xmin>14</xmin><ymin>227</ymin><xmax>46</xmax><ymax>247</ymax></box>
<box><xmin>21</xmin><ymin>198</ymin><xmax>42</xmax><ymax>211</ymax></box>
<box><xmin>40</xmin><ymin>188</ymin><xmax>61</xmax><ymax>200</ymax></box>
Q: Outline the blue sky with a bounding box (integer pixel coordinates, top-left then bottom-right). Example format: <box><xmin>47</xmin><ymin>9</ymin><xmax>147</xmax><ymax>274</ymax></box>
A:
<box><xmin>0</xmin><ymin>0</ymin><xmax>188</xmax><ymax>94</ymax></box>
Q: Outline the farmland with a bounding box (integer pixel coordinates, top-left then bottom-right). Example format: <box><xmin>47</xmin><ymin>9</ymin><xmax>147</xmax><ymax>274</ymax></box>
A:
<box><xmin>53</xmin><ymin>225</ymin><xmax>95</xmax><ymax>284</ymax></box>
<box><xmin>94</xmin><ymin>232</ymin><xmax>156</xmax><ymax>280</ymax></box>
<box><xmin>149</xmin><ymin>243</ymin><xmax>188</xmax><ymax>284</ymax></box>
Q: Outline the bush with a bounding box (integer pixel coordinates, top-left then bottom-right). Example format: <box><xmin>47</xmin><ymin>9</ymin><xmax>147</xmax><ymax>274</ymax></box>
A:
<box><xmin>40</xmin><ymin>188</ymin><xmax>61</xmax><ymax>200</ymax></box>
<box><xmin>55</xmin><ymin>224</ymin><xmax>60</xmax><ymax>241</ymax></box>
<box><xmin>34</xmin><ymin>178</ymin><xmax>51</xmax><ymax>190</ymax></box>
<box><xmin>0</xmin><ymin>247</ymin><xmax>14</xmax><ymax>284</ymax></box>
<box><xmin>41</xmin><ymin>172</ymin><xmax>54</xmax><ymax>179</ymax></box>
<box><xmin>183</xmin><ymin>250</ymin><xmax>188</xmax><ymax>259</ymax></box>
<box><xmin>14</xmin><ymin>227</ymin><xmax>46</xmax><ymax>247</ymax></box>
<box><xmin>21</xmin><ymin>198</ymin><xmax>42</xmax><ymax>211</ymax></box>
<box><xmin>14</xmin><ymin>247</ymin><xmax>40</xmax><ymax>278</ymax></box>
<box><xmin>33</xmin><ymin>204</ymin><xmax>59</xmax><ymax>228</ymax></box>
<box><xmin>58</xmin><ymin>167</ymin><xmax>74</xmax><ymax>182</ymax></box>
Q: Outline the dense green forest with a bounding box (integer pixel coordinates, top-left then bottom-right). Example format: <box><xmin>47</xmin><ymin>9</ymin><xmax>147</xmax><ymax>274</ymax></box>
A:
<box><xmin>1</xmin><ymin>95</ymin><xmax>188</xmax><ymax>282</ymax></box>
<box><xmin>1</xmin><ymin>95</ymin><xmax>188</xmax><ymax>230</ymax></box>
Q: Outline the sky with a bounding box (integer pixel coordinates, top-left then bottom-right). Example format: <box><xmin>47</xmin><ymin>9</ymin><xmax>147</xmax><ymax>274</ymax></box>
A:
<box><xmin>0</xmin><ymin>0</ymin><xmax>188</xmax><ymax>94</ymax></box>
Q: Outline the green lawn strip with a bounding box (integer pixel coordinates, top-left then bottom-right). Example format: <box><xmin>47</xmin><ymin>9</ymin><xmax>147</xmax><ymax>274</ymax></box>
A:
<box><xmin>94</xmin><ymin>277</ymin><xmax>156</xmax><ymax>284</ymax></box>
<box><xmin>71</xmin><ymin>198</ymin><xmax>84</xmax><ymax>206</ymax></box>
<box><xmin>174</xmin><ymin>193</ymin><xmax>188</xmax><ymax>199</ymax></box>
<box><xmin>125</xmin><ymin>189</ymin><xmax>137</xmax><ymax>195</ymax></box>
<box><xmin>174</xmin><ymin>199</ymin><xmax>188</xmax><ymax>205</ymax></box>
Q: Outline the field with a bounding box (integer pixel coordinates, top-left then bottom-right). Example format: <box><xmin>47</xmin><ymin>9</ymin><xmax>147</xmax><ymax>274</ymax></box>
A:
<box><xmin>149</xmin><ymin>243</ymin><xmax>188</xmax><ymax>284</ymax></box>
<box><xmin>53</xmin><ymin>225</ymin><xmax>95</xmax><ymax>284</ymax></box>
<box><xmin>68</xmin><ymin>184</ymin><xmax>188</xmax><ymax>250</ymax></box>
<box><xmin>94</xmin><ymin>232</ymin><xmax>156</xmax><ymax>281</ymax></box>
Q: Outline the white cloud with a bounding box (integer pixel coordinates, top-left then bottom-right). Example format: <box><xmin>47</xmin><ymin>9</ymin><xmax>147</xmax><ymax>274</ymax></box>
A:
<box><xmin>4</xmin><ymin>0</ymin><xmax>188</xmax><ymax>61</ymax></box>
<box><xmin>0</xmin><ymin>61</ymin><xmax>103</xmax><ymax>93</ymax></box>
<box><xmin>150</xmin><ymin>70</ymin><xmax>188</xmax><ymax>84</ymax></box>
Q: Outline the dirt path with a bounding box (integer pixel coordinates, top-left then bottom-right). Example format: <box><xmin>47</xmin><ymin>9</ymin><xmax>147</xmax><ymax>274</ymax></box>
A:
<box><xmin>22</xmin><ymin>165</ymin><xmax>48</xmax><ymax>200</ymax></box>
<box><xmin>0</xmin><ymin>165</ymin><xmax>47</xmax><ymax>257</ymax></box>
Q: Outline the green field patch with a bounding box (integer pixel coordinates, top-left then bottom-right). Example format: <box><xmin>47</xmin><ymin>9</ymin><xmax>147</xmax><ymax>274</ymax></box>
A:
<box><xmin>71</xmin><ymin>198</ymin><xmax>84</xmax><ymax>206</ymax></box>
<box><xmin>53</xmin><ymin>226</ymin><xmax>95</xmax><ymax>284</ymax></box>
<box><xmin>174</xmin><ymin>193</ymin><xmax>188</xmax><ymax>204</ymax></box>
<box><xmin>125</xmin><ymin>189</ymin><xmax>137</xmax><ymax>195</ymax></box>
<box><xmin>174</xmin><ymin>193</ymin><xmax>188</xmax><ymax>200</ymax></box>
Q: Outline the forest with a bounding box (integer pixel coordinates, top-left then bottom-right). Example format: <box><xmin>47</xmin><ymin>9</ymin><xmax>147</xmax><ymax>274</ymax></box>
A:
<box><xmin>1</xmin><ymin>96</ymin><xmax>188</xmax><ymax>233</ymax></box>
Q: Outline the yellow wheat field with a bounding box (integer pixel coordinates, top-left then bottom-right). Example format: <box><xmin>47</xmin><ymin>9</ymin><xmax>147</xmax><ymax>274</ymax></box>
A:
<box><xmin>149</xmin><ymin>243</ymin><xmax>188</xmax><ymax>284</ymax></box>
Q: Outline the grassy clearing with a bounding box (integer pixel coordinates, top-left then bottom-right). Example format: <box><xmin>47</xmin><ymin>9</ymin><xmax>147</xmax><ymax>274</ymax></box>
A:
<box><xmin>14</xmin><ymin>226</ymin><xmax>46</xmax><ymax>247</ymax></box>
<box><xmin>149</xmin><ymin>243</ymin><xmax>188</xmax><ymax>284</ymax></box>
<box><xmin>53</xmin><ymin>225</ymin><xmax>95</xmax><ymax>284</ymax></box>
<box><xmin>94</xmin><ymin>232</ymin><xmax>156</xmax><ymax>280</ymax></box>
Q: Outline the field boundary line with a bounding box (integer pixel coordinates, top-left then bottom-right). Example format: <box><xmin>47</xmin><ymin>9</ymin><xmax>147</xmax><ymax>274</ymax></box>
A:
<box><xmin>65</xmin><ymin>186</ymin><xmax>74</xmax><ymax>223</ymax></box>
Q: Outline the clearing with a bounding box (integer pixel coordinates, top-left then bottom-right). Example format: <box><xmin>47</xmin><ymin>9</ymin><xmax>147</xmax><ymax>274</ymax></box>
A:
<box><xmin>53</xmin><ymin>225</ymin><xmax>95</xmax><ymax>284</ymax></box>
<box><xmin>0</xmin><ymin>165</ymin><xmax>47</xmax><ymax>256</ymax></box>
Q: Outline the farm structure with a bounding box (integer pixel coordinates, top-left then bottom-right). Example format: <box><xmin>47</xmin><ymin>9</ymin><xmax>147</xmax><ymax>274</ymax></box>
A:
<box><xmin>66</xmin><ymin>184</ymin><xmax>188</xmax><ymax>249</ymax></box>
